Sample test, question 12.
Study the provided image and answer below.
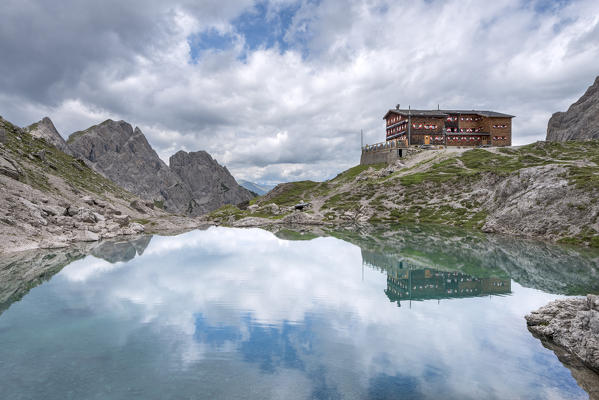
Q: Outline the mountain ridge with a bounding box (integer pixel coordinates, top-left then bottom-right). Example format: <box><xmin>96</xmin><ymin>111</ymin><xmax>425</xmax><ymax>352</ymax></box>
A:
<box><xmin>547</xmin><ymin>76</ymin><xmax>599</xmax><ymax>142</ymax></box>
<box><xmin>65</xmin><ymin>119</ymin><xmax>254</xmax><ymax>215</ymax></box>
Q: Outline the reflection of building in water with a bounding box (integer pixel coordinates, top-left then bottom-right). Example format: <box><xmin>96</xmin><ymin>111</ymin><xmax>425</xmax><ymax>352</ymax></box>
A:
<box><xmin>384</xmin><ymin>262</ymin><xmax>511</xmax><ymax>305</ymax></box>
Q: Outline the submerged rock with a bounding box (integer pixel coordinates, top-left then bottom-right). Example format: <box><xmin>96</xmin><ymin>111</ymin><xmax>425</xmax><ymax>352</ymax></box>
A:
<box><xmin>526</xmin><ymin>295</ymin><xmax>599</xmax><ymax>373</ymax></box>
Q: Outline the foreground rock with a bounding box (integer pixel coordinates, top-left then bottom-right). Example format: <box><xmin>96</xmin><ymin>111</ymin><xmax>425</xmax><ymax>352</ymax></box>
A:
<box><xmin>547</xmin><ymin>75</ymin><xmax>599</xmax><ymax>141</ymax></box>
<box><xmin>66</xmin><ymin>119</ymin><xmax>254</xmax><ymax>215</ymax></box>
<box><xmin>526</xmin><ymin>295</ymin><xmax>599</xmax><ymax>374</ymax></box>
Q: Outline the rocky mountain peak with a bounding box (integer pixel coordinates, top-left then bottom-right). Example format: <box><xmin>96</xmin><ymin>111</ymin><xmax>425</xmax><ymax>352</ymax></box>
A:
<box><xmin>26</xmin><ymin>117</ymin><xmax>68</xmax><ymax>152</ymax></box>
<box><xmin>66</xmin><ymin>121</ymin><xmax>253</xmax><ymax>216</ymax></box>
<box><xmin>546</xmin><ymin>76</ymin><xmax>599</xmax><ymax>142</ymax></box>
<box><xmin>169</xmin><ymin>150</ymin><xmax>254</xmax><ymax>213</ymax></box>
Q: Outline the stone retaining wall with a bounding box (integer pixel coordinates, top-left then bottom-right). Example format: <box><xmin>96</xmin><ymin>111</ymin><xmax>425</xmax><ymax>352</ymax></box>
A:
<box><xmin>360</xmin><ymin>148</ymin><xmax>405</xmax><ymax>165</ymax></box>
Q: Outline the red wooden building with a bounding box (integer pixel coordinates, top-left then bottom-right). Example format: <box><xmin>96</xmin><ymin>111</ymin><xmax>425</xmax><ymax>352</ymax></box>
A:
<box><xmin>383</xmin><ymin>107</ymin><xmax>514</xmax><ymax>147</ymax></box>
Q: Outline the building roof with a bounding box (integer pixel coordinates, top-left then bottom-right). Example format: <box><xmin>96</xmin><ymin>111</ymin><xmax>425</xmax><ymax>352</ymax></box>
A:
<box><xmin>383</xmin><ymin>109</ymin><xmax>515</xmax><ymax>119</ymax></box>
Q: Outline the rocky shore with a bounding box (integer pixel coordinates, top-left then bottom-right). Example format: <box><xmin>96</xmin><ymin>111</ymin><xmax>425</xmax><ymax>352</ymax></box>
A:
<box><xmin>526</xmin><ymin>295</ymin><xmax>599</xmax><ymax>397</ymax></box>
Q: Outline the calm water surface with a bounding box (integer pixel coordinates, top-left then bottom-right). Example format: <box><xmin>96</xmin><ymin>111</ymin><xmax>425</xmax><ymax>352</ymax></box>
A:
<box><xmin>1</xmin><ymin>226</ymin><xmax>598</xmax><ymax>399</ymax></box>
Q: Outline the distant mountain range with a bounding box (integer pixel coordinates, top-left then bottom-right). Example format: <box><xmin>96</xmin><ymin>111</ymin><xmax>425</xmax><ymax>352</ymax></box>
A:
<box><xmin>238</xmin><ymin>180</ymin><xmax>275</xmax><ymax>196</ymax></box>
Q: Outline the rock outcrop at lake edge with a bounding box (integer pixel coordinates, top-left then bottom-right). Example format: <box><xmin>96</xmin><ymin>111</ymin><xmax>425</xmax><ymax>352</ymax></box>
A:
<box><xmin>526</xmin><ymin>295</ymin><xmax>599</xmax><ymax>374</ymax></box>
<box><xmin>67</xmin><ymin>119</ymin><xmax>254</xmax><ymax>215</ymax></box>
<box><xmin>547</xmin><ymin>76</ymin><xmax>599</xmax><ymax>141</ymax></box>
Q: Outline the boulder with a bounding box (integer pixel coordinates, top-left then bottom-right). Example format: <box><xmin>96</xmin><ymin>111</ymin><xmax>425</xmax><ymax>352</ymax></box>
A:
<box><xmin>526</xmin><ymin>295</ymin><xmax>599</xmax><ymax>372</ymax></box>
<box><xmin>122</xmin><ymin>222</ymin><xmax>144</xmax><ymax>235</ymax></box>
<box><xmin>74</xmin><ymin>208</ymin><xmax>97</xmax><ymax>224</ymax></box>
<box><xmin>129</xmin><ymin>199</ymin><xmax>146</xmax><ymax>213</ymax></box>
<box><xmin>81</xmin><ymin>195</ymin><xmax>94</xmax><ymax>205</ymax></box>
<box><xmin>40</xmin><ymin>204</ymin><xmax>66</xmax><ymax>217</ymax></box>
<box><xmin>0</xmin><ymin>154</ymin><xmax>21</xmax><ymax>180</ymax></box>
<box><xmin>64</xmin><ymin>206</ymin><xmax>79</xmax><ymax>217</ymax></box>
<box><xmin>93</xmin><ymin>212</ymin><xmax>105</xmax><ymax>222</ymax></box>
<box><xmin>33</xmin><ymin>150</ymin><xmax>46</xmax><ymax>162</ymax></box>
<box><xmin>73</xmin><ymin>230</ymin><xmax>100</xmax><ymax>242</ymax></box>
<box><xmin>113</xmin><ymin>214</ymin><xmax>130</xmax><ymax>227</ymax></box>
<box><xmin>547</xmin><ymin>76</ymin><xmax>599</xmax><ymax>141</ymax></box>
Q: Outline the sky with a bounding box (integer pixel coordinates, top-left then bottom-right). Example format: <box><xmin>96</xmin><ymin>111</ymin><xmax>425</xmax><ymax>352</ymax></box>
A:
<box><xmin>0</xmin><ymin>0</ymin><xmax>598</xmax><ymax>184</ymax></box>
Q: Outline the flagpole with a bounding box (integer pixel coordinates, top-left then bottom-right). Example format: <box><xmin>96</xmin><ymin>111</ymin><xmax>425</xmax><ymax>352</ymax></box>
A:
<box><xmin>360</xmin><ymin>129</ymin><xmax>363</xmax><ymax>149</ymax></box>
<box><xmin>408</xmin><ymin>105</ymin><xmax>411</xmax><ymax>146</ymax></box>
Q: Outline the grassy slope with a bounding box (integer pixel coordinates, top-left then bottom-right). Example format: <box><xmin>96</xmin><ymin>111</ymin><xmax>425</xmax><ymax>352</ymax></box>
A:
<box><xmin>209</xmin><ymin>141</ymin><xmax>599</xmax><ymax>246</ymax></box>
<box><xmin>0</xmin><ymin>117</ymin><xmax>134</xmax><ymax>200</ymax></box>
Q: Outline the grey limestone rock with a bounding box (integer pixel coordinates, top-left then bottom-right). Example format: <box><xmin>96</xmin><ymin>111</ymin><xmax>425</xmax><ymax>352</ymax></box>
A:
<box><xmin>26</xmin><ymin>117</ymin><xmax>69</xmax><ymax>152</ymax></box>
<box><xmin>547</xmin><ymin>76</ymin><xmax>599</xmax><ymax>141</ymax></box>
<box><xmin>169</xmin><ymin>150</ymin><xmax>254</xmax><ymax>216</ymax></box>
<box><xmin>66</xmin><ymin>119</ymin><xmax>253</xmax><ymax>216</ymax></box>
<box><xmin>67</xmin><ymin>120</ymin><xmax>183</xmax><ymax>211</ymax></box>
<box><xmin>526</xmin><ymin>295</ymin><xmax>599</xmax><ymax>373</ymax></box>
<box><xmin>0</xmin><ymin>154</ymin><xmax>21</xmax><ymax>180</ymax></box>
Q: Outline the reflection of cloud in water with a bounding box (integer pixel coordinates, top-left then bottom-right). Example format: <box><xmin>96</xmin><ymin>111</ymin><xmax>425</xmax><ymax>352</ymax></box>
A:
<box><xmin>0</xmin><ymin>227</ymin><xmax>589</xmax><ymax>399</ymax></box>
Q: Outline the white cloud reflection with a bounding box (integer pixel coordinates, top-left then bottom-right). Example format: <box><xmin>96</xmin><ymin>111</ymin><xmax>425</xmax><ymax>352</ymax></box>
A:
<box><xmin>48</xmin><ymin>227</ymin><xmax>585</xmax><ymax>399</ymax></box>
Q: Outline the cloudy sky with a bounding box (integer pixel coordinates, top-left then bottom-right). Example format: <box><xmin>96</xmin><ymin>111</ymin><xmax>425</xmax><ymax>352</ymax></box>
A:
<box><xmin>1</xmin><ymin>0</ymin><xmax>598</xmax><ymax>184</ymax></box>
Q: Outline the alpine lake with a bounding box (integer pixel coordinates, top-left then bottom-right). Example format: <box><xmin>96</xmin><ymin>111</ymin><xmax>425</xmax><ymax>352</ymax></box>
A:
<box><xmin>1</xmin><ymin>225</ymin><xmax>598</xmax><ymax>400</ymax></box>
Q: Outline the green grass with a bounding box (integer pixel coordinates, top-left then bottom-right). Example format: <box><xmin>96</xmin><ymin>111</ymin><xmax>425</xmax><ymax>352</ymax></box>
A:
<box><xmin>262</xmin><ymin>180</ymin><xmax>321</xmax><ymax>206</ymax></box>
<box><xmin>397</xmin><ymin>142</ymin><xmax>589</xmax><ymax>187</ymax></box>
<box><xmin>566</xmin><ymin>166</ymin><xmax>599</xmax><ymax>191</ymax></box>
<box><xmin>557</xmin><ymin>228</ymin><xmax>599</xmax><ymax>248</ymax></box>
<box><xmin>331</xmin><ymin>163</ymin><xmax>385</xmax><ymax>182</ymax></box>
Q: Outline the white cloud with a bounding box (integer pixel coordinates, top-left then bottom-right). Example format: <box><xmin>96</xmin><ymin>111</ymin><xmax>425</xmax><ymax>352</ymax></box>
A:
<box><xmin>1</xmin><ymin>0</ymin><xmax>598</xmax><ymax>183</ymax></box>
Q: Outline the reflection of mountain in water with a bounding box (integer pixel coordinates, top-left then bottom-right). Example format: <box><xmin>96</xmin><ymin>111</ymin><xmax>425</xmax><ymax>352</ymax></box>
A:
<box><xmin>384</xmin><ymin>263</ymin><xmax>510</xmax><ymax>305</ymax></box>
<box><xmin>90</xmin><ymin>236</ymin><xmax>152</xmax><ymax>263</ymax></box>
<box><xmin>0</xmin><ymin>235</ymin><xmax>152</xmax><ymax>316</ymax></box>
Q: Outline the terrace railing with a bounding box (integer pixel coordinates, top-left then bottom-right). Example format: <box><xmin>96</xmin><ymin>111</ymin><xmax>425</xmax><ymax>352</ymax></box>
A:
<box><xmin>362</xmin><ymin>139</ymin><xmax>408</xmax><ymax>153</ymax></box>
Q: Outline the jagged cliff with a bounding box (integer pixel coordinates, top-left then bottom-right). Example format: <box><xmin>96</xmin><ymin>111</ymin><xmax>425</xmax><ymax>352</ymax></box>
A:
<box><xmin>547</xmin><ymin>76</ymin><xmax>599</xmax><ymax>142</ymax></box>
<box><xmin>66</xmin><ymin>119</ymin><xmax>254</xmax><ymax>215</ymax></box>
<box><xmin>66</xmin><ymin>120</ymin><xmax>184</xmax><ymax>210</ymax></box>
<box><xmin>169</xmin><ymin>150</ymin><xmax>254</xmax><ymax>214</ymax></box>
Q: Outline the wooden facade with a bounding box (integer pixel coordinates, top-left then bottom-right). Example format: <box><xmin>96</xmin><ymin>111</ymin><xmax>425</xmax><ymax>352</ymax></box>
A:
<box><xmin>383</xmin><ymin>108</ymin><xmax>514</xmax><ymax>147</ymax></box>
